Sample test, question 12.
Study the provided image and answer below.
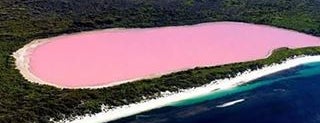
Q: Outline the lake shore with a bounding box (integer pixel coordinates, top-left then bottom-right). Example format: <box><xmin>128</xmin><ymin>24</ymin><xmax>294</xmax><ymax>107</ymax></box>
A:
<box><xmin>12</xmin><ymin>39</ymin><xmax>55</xmax><ymax>86</ymax></box>
<box><xmin>63</xmin><ymin>55</ymin><xmax>320</xmax><ymax>123</ymax></box>
<box><xmin>11</xmin><ymin>21</ymin><xmax>320</xmax><ymax>88</ymax></box>
<box><xmin>11</xmin><ymin>37</ymin><xmax>273</xmax><ymax>89</ymax></box>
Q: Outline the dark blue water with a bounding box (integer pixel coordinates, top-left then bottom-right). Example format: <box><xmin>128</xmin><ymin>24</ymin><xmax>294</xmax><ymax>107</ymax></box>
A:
<box><xmin>111</xmin><ymin>62</ymin><xmax>320</xmax><ymax>123</ymax></box>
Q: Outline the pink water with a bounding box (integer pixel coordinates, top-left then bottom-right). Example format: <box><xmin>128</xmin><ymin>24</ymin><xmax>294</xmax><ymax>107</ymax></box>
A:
<box><xmin>29</xmin><ymin>22</ymin><xmax>320</xmax><ymax>88</ymax></box>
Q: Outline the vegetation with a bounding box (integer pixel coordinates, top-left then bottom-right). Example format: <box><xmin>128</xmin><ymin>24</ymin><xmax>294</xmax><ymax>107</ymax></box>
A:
<box><xmin>0</xmin><ymin>0</ymin><xmax>320</xmax><ymax>122</ymax></box>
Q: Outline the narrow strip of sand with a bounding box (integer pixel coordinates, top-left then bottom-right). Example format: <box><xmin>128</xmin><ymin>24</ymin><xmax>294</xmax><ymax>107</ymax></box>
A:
<box><xmin>12</xmin><ymin>39</ymin><xmax>54</xmax><ymax>86</ymax></box>
<box><xmin>60</xmin><ymin>55</ymin><xmax>320</xmax><ymax>123</ymax></box>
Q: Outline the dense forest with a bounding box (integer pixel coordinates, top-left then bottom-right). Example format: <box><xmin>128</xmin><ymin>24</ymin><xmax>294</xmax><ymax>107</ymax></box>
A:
<box><xmin>1</xmin><ymin>0</ymin><xmax>320</xmax><ymax>122</ymax></box>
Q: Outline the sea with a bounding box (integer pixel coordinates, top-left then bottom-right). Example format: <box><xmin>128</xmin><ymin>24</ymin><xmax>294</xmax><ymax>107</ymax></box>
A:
<box><xmin>110</xmin><ymin>62</ymin><xmax>320</xmax><ymax>123</ymax></box>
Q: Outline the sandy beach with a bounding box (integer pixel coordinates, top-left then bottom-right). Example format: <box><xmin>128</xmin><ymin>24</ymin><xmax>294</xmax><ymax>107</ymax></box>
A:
<box><xmin>62</xmin><ymin>55</ymin><xmax>320</xmax><ymax>123</ymax></box>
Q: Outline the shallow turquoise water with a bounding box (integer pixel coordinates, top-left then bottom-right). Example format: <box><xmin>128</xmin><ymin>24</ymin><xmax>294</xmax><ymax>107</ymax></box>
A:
<box><xmin>171</xmin><ymin>62</ymin><xmax>320</xmax><ymax>107</ymax></box>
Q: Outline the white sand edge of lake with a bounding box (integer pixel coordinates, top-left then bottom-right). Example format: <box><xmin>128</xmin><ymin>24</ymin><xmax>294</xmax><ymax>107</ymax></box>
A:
<box><xmin>12</xmin><ymin>36</ymin><xmax>275</xmax><ymax>89</ymax></box>
<box><xmin>12</xmin><ymin>39</ymin><xmax>55</xmax><ymax>87</ymax></box>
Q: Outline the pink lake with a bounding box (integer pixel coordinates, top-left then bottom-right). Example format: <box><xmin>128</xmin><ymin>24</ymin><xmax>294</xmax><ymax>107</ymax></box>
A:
<box><xmin>29</xmin><ymin>22</ymin><xmax>320</xmax><ymax>88</ymax></box>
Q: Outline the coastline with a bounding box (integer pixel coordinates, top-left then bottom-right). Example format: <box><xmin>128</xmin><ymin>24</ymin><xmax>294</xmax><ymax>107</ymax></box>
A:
<box><xmin>62</xmin><ymin>55</ymin><xmax>320</xmax><ymax>123</ymax></box>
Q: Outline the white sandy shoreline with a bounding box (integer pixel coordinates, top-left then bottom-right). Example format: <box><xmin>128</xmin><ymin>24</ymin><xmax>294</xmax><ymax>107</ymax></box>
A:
<box><xmin>60</xmin><ymin>55</ymin><xmax>320</xmax><ymax>123</ymax></box>
<box><xmin>8</xmin><ymin>36</ymin><xmax>295</xmax><ymax>89</ymax></box>
<box><xmin>9</xmin><ymin>39</ymin><xmax>279</xmax><ymax>89</ymax></box>
<box><xmin>12</xmin><ymin>39</ymin><xmax>55</xmax><ymax>86</ymax></box>
<box><xmin>11</xmin><ymin>37</ymin><xmax>274</xmax><ymax>89</ymax></box>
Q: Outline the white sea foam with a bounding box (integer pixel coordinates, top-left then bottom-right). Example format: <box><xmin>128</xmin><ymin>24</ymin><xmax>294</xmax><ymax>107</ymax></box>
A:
<box><xmin>60</xmin><ymin>55</ymin><xmax>320</xmax><ymax>123</ymax></box>
<box><xmin>216</xmin><ymin>99</ymin><xmax>245</xmax><ymax>108</ymax></box>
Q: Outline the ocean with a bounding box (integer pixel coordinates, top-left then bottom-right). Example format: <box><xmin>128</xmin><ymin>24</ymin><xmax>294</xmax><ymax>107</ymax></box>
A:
<box><xmin>110</xmin><ymin>62</ymin><xmax>320</xmax><ymax>123</ymax></box>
